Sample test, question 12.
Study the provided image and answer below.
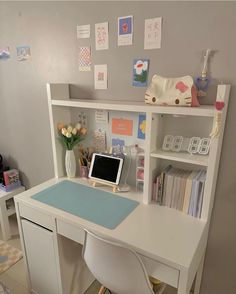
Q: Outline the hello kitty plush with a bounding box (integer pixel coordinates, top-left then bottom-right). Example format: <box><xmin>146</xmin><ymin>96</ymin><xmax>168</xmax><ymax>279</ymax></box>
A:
<box><xmin>145</xmin><ymin>75</ymin><xmax>199</xmax><ymax>107</ymax></box>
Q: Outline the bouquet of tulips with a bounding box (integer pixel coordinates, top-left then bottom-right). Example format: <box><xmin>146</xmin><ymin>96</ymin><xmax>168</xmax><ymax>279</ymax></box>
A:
<box><xmin>57</xmin><ymin>123</ymin><xmax>87</xmax><ymax>150</ymax></box>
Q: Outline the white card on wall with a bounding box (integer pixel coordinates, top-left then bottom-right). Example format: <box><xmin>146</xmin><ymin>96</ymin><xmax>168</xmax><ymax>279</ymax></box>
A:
<box><xmin>94</xmin><ymin>64</ymin><xmax>108</xmax><ymax>90</ymax></box>
<box><xmin>93</xmin><ymin>129</ymin><xmax>106</xmax><ymax>152</ymax></box>
<box><xmin>95</xmin><ymin>22</ymin><xmax>109</xmax><ymax>50</ymax></box>
<box><xmin>77</xmin><ymin>24</ymin><xmax>90</xmax><ymax>39</ymax></box>
<box><xmin>78</xmin><ymin>111</ymin><xmax>88</xmax><ymax>128</ymax></box>
<box><xmin>95</xmin><ymin>110</ymin><xmax>109</xmax><ymax>123</ymax></box>
<box><xmin>118</xmin><ymin>15</ymin><xmax>133</xmax><ymax>46</ymax></box>
<box><xmin>79</xmin><ymin>47</ymin><xmax>91</xmax><ymax>72</ymax></box>
<box><xmin>144</xmin><ymin>17</ymin><xmax>162</xmax><ymax>49</ymax></box>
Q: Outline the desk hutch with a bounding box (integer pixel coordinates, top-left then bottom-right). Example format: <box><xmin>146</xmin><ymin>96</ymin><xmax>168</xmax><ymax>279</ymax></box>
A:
<box><xmin>15</xmin><ymin>83</ymin><xmax>230</xmax><ymax>294</ymax></box>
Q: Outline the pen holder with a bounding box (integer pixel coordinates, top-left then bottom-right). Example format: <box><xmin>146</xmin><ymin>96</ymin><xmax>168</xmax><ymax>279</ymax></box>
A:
<box><xmin>79</xmin><ymin>165</ymin><xmax>89</xmax><ymax>178</ymax></box>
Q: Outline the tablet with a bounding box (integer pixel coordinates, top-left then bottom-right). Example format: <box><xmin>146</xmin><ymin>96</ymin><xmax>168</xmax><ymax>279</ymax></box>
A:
<box><xmin>88</xmin><ymin>153</ymin><xmax>124</xmax><ymax>186</ymax></box>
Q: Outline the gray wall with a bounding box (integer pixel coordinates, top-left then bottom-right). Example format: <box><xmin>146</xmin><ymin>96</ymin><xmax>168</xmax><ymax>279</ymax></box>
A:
<box><xmin>0</xmin><ymin>1</ymin><xmax>236</xmax><ymax>293</ymax></box>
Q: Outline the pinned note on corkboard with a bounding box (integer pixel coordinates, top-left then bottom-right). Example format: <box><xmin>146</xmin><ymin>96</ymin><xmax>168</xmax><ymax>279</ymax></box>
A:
<box><xmin>112</xmin><ymin>118</ymin><xmax>133</xmax><ymax>136</ymax></box>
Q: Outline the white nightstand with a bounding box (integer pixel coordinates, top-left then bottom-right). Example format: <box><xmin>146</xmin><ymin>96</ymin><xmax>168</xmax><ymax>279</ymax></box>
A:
<box><xmin>0</xmin><ymin>186</ymin><xmax>25</xmax><ymax>240</ymax></box>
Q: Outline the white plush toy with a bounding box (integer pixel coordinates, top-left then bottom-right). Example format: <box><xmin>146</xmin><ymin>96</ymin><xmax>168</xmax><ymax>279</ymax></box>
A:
<box><xmin>145</xmin><ymin>75</ymin><xmax>199</xmax><ymax>107</ymax></box>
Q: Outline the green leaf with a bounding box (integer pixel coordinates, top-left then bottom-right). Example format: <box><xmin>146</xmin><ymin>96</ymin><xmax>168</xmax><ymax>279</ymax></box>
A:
<box><xmin>134</xmin><ymin>70</ymin><xmax>147</xmax><ymax>83</ymax></box>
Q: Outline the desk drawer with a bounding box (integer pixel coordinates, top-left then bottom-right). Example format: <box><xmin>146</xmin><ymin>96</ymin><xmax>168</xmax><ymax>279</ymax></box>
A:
<box><xmin>19</xmin><ymin>203</ymin><xmax>55</xmax><ymax>231</ymax></box>
<box><xmin>57</xmin><ymin>219</ymin><xmax>85</xmax><ymax>245</ymax></box>
<box><xmin>140</xmin><ymin>255</ymin><xmax>179</xmax><ymax>288</ymax></box>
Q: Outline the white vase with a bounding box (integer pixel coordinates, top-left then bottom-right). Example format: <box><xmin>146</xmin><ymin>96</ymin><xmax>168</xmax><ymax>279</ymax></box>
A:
<box><xmin>65</xmin><ymin>150</ymin><xmax>76</xmax><ymax>178</ymax></box>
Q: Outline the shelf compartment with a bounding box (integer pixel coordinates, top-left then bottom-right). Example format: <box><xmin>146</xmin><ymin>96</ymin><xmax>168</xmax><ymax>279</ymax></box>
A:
<box><xmin>150</xmin><ymin>149</ymin><xmax>208</xmax><ymax>166</ymax></box>
<box><xmin>51</xmin><ymin>99</ymin><xmax>215</xmax><ymax>117</ymax></box>
<box><xmin>7</xmin><ymin>207</ymin><xmax>16</xmax><ymax>217</ymax></box>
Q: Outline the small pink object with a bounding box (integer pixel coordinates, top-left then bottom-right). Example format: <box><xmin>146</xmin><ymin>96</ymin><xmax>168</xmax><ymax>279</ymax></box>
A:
<box><xmin>215</xmin><ymin>101</ymin><xmax>225</xmax><ymax>111</ymax></box>
<box><xmin>137</xmin><ymin>170</ymin><xmax>144</xmax><ymax>180</ymax></box>
<box><xmin>175</xmin><ymin>81</ymin><xmax>189</xmax><ymax>93</ymax></box>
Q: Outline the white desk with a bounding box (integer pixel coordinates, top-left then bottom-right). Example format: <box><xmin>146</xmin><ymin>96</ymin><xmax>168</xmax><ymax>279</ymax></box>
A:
<box><xmin>14</xmin><ymin>178</ymin><xmax>208</xmax><ymax>294</ymax></box>
<box><xmin>0</xmin><ymin>186</ymin><xmax>25</xmax><ymax>240</ymax></box>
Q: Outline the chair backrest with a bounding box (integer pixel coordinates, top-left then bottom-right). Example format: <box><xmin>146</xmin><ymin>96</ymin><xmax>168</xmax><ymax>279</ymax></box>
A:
<box><xmin>82</xmin><ymin>230</ymin><xmax>154</xmax><ymax>294</ymax></box>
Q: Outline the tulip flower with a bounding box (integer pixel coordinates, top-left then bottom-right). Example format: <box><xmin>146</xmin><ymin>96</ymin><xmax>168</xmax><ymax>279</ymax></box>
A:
<box><xmin>72</xmin><ymin>128</ymin><xmax>77</xmax><ymax>135</ymax></box>
<box><xmin>58</xmin><ymin>123</ymin><xmax>86</xmax><ymax>150</ymax></box>
<box><xmin>76</xmin><ymin>123</ymin><xmax>82</xmax><ymax>130</ymax></box>
<box><xmin>57</xmin><ymin>123</ymin><xmax>64</xmax><ymax>131</ymax></box>
<box><xmin>67</xmin><ymin>126</ymin><xmax>73</xmax><ymax>133</ymax></box>
<box><xmin>61</xmin><ymin>128</ymin><xmax>67</xmax><ymax>136</ymax></box>
<box><xmin>80</xmin><ymin>128</ymin><xmax>87</xmax><ymax>135</ymax></box>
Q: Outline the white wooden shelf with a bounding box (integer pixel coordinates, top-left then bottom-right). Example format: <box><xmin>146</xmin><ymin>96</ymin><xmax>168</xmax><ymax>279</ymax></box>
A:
<box><xmin>150</xmin><ymin>149</ymin><xmax>209</xmax><ymax>167</ymax></box>
<box><xmin>51</xmin><ymin>99</ymin><xmax>215</xmax><ymax>117</ymax></box>
<box><xmin>47</xmin><ymin>83</ymin><xmax>230</xmax><ymax>221</ymax></box>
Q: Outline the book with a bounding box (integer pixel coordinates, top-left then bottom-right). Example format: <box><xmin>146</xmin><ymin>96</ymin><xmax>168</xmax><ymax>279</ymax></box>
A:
<box><xmin>152</xmin><ymin>181</ymin><xmax>157</xmax><ymax>202</ymax></box>
<box><xmin>170</xmin><ymin>169</ymin><xmax>183</xmax><ymax>209</ymax></box>
<box><xmin>177</xmin><ymin>170</ymin><xmax>191</xmax><ymax>211</ymax></box>
<box><xmin>164</xmin><ymin>168</ymin><xmax>177</xmax><ymax>207</ymax></box>
<box><xmin>182</xmin><ymin>171</ymin><xmax>199</xmax><ymax>214</ymax></box>
<box><xmin>193</xmin><ymin>170</ymin><xmax>206</xmax><ymax>218</ymax></box>
<box><xmin>188</xmin><ymin>170</ymin><xmax>204</xmax><ymax>217</ymax></box>
<box><xmin>158</xmin><ymin>165</ymin><xmax>172</xmax><ymax>205</ymax></box>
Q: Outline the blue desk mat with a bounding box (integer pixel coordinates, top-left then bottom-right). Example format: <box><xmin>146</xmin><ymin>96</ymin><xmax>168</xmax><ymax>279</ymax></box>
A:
<box><xmin>31</xmin><ymin>180</ymin><xmax>139</xmax><ymax>229</ymax></box>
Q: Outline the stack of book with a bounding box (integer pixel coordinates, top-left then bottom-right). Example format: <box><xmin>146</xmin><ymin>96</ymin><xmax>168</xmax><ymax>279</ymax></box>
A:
<box><xmin>152</xmin><ymin>166</ymin><xmax>206</xmax><ymax>218</ymax></box>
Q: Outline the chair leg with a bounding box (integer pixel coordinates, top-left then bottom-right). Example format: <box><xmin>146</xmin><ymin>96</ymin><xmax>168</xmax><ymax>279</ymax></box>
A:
<box><xmin>98</xmin><ymin>285</ymin><xmax>107</xmax><ymax>294</ymax></box>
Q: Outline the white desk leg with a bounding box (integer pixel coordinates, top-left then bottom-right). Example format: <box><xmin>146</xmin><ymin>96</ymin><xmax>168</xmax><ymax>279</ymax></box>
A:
<box><xmin>177</xmin><ymin>269</ymin><xmax>189</xmax><ymax>294</ymax></box>
<box><xmin>193</xmin><ymin>254</ymin><xmax>205</xmax><ymax>294</ymax></box>
<box><xmin>0</xmin><ymin>200</ymin><xmax>11</xmax><ymax>241</ymax></box>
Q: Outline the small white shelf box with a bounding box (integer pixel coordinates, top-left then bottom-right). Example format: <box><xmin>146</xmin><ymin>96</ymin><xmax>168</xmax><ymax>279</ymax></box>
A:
<box><xmin>0</xmin><ymin>186</ymin><xmax>25</xmax><ymax>240</ymax></box>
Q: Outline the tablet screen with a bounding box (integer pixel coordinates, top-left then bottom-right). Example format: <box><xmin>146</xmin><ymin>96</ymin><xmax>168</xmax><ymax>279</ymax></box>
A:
<box><xmin>89</xmin><ymin>153</ymin><xmax>123</xmax><ymax>185</ymax></box>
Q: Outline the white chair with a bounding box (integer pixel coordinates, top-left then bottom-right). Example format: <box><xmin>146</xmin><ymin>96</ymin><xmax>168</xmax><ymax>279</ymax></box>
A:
<box><xmin>82</xmin><ymin>230</ymin><xmax>166</xmax><ymax>294</ymax></box>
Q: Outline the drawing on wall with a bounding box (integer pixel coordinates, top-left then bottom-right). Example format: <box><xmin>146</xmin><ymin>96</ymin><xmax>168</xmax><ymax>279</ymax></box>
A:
<box><xmin>112</xmin><ymin>138</ymin><xmax>125</xmax><ymax>154</ymax></box>
<box><xmin>93</xmin><ymin>129</ymin><xmax>107</xmax><ymax>152</ymax></box>
<box><xmin>94</xmin><ymin>64</ymin><xmax>108</xmax><ymax>89</ymax></box>
<box><xmin>137</xmin><ymin>114</ymin><xmax>146</xmax><ymax>140</ymax></box>
<box><xmin>77</xmin><ymin>24</ymin><xmax>90</xmax><ymax>39</ymax></box>
<box><xmin>95</xmin><ymin>22</ymin><xmax>109</xmax><ymax>50</ymax></box>
<box><xmin>79</xmin><ymin>47</ymin><xmax>91</xmax><ymax>71</ymax></box>
<box><xmin>78</xmin><ymin>111</ymin><xmax>88</xmax><ymax>128</ymax></box>
<box><xmin>112</xmin><ymin>118</ymin><xmax>133</xmax><ymax>136</ymax></box>
<box><xmin>144</xmin><ymin>17</ymin><xmax>162</xmax><ymax>50</ymax></box>
<box><xmin>0</xmin><ymin>47</ymin><xmax>10</xmax><ymax>60</ymax></box>
<box><xmin>16</xmin><ymin>46</ymin><xmax>31</xmax><ymax>61</ymax></box>
<box><xmin>133</xmin><ymin>59</ymin><xmax>149</xmax><ymax>87</ymax></box>
<box><xmin>112</xmin><ymin>138</ymin><xmax>125</xmax><ymax>147</ymax></box>
<box><xmin>118</xmin><ymin>15</ymin><xmax>133</xmax><ymax>46</ymax></box>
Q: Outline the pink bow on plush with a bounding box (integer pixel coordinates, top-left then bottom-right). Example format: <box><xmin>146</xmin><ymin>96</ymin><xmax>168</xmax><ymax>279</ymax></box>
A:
<box><xmin>176</xmin><ymin>81</ymin><xmax>189</xmax><ymax>93</ymax></box>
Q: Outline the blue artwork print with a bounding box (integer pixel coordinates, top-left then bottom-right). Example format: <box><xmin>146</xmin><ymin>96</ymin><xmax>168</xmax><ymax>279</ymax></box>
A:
<box><xmin>112</xmin><ymin>138</ymin><xmax>125</xmax><ymax>154</ymax></box>
<box><xmin>133</xmin><ymin>59</ymin><xmax>149</xmax><ymax>87</ymax></box>
<box><xmin>119</xmin><ymin>17</ymin><xmax>132</xmax><ymax>35</ymax></box>
<box><xmin>137</xmin><ymin>114</ymin><xmax>146</xmax><ymax>140</ymax></box>
<box><xmin>112</xmin><ymin>138</ymin><xmax>125</xmax><ymax>147</ymax></box>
